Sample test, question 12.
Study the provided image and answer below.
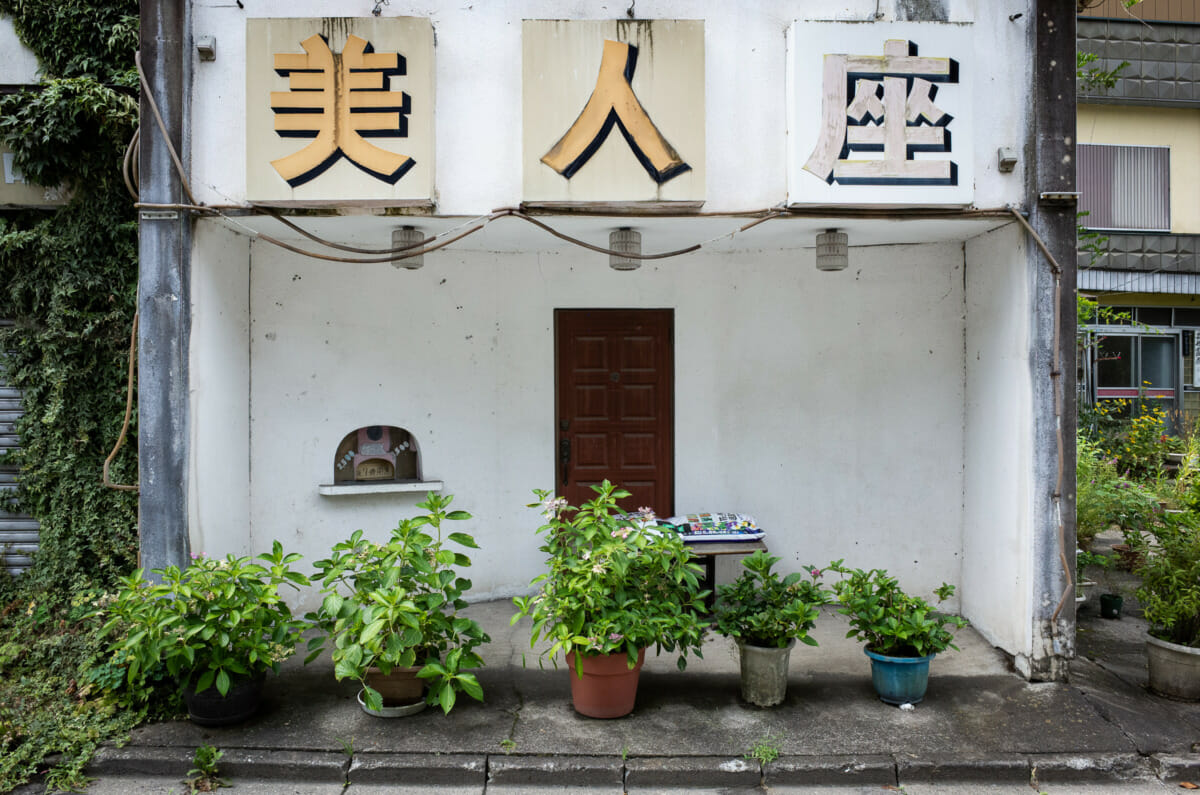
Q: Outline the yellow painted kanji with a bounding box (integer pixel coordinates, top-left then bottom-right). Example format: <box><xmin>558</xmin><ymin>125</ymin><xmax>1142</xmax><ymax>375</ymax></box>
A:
<box><xmin>270</xmin><ymin>34</ymin><xmax>413</xmax><ymax>186</ymax></box>
<box><xmin>541</xmin><ymin>39</ymin><xmax>690</xmax><ymax>184</ymax></box>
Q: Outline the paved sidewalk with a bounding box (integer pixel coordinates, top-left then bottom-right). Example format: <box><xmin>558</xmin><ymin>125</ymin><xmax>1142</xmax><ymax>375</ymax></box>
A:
<box><xmin>32</xmin><ymin>593</ymin><xmax>1198</xmax><ymax>794</ymax></box>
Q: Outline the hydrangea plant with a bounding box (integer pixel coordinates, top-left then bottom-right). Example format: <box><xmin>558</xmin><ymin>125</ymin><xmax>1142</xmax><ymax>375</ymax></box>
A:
<box><xmin>306</xmin><ymin>493</ymin><xmax>490</xmax><ymax>714</ymax></box>
<box><xmin>512</xmin><ymin>480</ymin><xmax>707</xmax><ymax>674</ymax></box>
<box><xmin>714</xmin><ymin>551</ymin><xmax>832</xmax><ymax>649</ymax></box>
<box><xmin>98</xmin><ymin>541</ymin><xmax>310</xmax><ymax>697</ymax></box>
<box><xmin>828</xmin><ymin>563</ymin><xmax>967</xmax><ymax>658</ymax></box>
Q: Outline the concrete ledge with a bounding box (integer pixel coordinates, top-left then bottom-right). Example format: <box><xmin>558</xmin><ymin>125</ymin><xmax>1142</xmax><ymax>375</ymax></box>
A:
<box><xmin>896</xmin><ymin>753</ymin><xmax>1029</xmax><ymax>784</ymax></box>
<box><xmin>87</xmin><ymin>746</ymin><xmax>195</xmax><ymax>777</ymax></box>
<box><xmin>214</xmin><ymin>749</ymin><xmax>348</xmax><ymax>782</ymax></box>
<box><xmin>1153</xmin><ymin>753</ymin><xmax>1200</xmax><ymax>784</ymax></box>
<box><xmin>487</xmin><ymin>755</ymin><xmax>623</xmax><ymax>788</ymax></box>
<box><xmin>1030</xmin><ymin>752</ymin><xmax>1156</xmax><ymax>784</ymax></box>
<box><xmin>624</xmin><ymin>756</ymin><xmax>760</xmax><ymax>790</ymax></box>
<box><xmin>344</xmin><ymin>753</ymin><xmax>485</xmax><ymax>786</ymax></box>
<box><xmin>766</xmin><ymin>755</ymin><xmax>895</xmax><ymax>787</ymax></box>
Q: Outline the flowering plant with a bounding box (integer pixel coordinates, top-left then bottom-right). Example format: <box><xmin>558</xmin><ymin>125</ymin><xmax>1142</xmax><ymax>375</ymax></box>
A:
<box><xmin>511</xmin><ymin>481</ymin><xmax>708</xmax><ymax>673</ymax></box>
<box><xmin>306</xmin><ymin>493</ymin><xmax>490</xmax><ymax>713</ymax></box>
<box><xmin>98</xmin><ymin>541</ymin><xmax>310</xmax><ymax>697</ymax></box>
<box><xmin>714</xmin><ymin>552</ymin><xmax>832</xmax><ymax>649</ymax></box>
<box><xmin>828</xmin><ymin>562</ymin><xmax>967</xmax><ymax>657</ymax></box>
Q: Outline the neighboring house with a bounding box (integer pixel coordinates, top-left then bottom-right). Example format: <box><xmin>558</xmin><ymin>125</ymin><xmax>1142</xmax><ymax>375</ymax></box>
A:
<box><xmin>1077</xmin><ymin>0</ymin><xmax>1200</xmax><ymax>425</ymax></box>
<box><xmin>142</xmin><ymin>0</ymin><xmax>1077</xmax><ymax>678</ymax></box>
<box><xmin>0</xmin><ymin>15</ymin><xmax>48</xmax><ymax>576</ymax></box>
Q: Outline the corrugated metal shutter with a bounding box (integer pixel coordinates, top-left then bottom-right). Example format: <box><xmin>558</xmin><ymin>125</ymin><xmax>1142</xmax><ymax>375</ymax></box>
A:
<box><xmin>0</xmin><ymin>321</ymin><xmax>38</xmax><ymax>576</ymax></box>
<box><xmin>1078</xmin><ymin>269</ymin><xmax>1200</xmax><ymax>295</ymax></box>
<box><xmin>1078</xmin><ymin>144</ymin><xmax>1171</xmax><ymax>233</ymax></box>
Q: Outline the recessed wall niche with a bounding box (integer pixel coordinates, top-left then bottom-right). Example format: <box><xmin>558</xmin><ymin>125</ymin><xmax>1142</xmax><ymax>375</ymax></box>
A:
<box><xmin>333</xmin><ymin>425</ymin><xmax>421</xmax><ymax>484</ymax></box>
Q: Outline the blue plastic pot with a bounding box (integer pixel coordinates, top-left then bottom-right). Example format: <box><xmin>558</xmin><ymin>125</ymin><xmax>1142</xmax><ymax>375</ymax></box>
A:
<box><xmin>864</xmin><ymin>648</ymin><xmax>936</xmax><ymax>705</ymax></box>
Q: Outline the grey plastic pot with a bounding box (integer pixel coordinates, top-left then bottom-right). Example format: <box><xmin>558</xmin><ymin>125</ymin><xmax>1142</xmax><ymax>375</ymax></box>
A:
<box><xmin>1147</xmin><ymin>635</ymin><xmax>1200</xmax><ymax>701</ymax></box>
<box><xmin>737</xmin><ymin>639</ymin><xmax>795</xmax><ymax>707</ymax></box>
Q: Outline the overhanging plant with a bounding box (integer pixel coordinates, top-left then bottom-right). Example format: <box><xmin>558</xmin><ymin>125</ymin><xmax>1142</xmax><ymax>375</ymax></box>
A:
<box><xmin>98</xmin><ymin>541</ymin><xmax>310</xmax><ymax>698</ymax></box>
<box><xmin>828</xmin><ymin>563</ymin><xmax>967</xmax><ymax>657</ymax></box>
<box><xmin>307</xmin><ymin>493</ymin><xmax>490</xmax><ymax>714</ymax></box>
<box><xmin>714</xmin><ymin>551</ymin><xmax>831</xmax><ymax>648</ymax></box>
<box><xmin>1135</xmin><ymin>511</ymin><xmax>1200</xmax><ymax>648</ymax></box>
<box><xmin>511</xmin><ymin>481</ymin><xmax>707</xmax><ymax>674</ymax></box>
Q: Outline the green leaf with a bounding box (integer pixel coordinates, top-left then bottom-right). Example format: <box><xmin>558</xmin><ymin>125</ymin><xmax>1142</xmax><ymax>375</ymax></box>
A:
<box><xmin>363</xmin><ymin>686</ymin><xmax>384</xmax><ymax>712</ymax></box>
<box><xmin>457</xmin><ymin>674</ymin><xmax>484</xmax><ymax>701</ymax></box>
<box><xmin>216</xmin><ymin>669</ymin><xmax>232</xmax><ymax>696</ymax></box>
<box><xmin>447</xmin><ymin>532</ymin><xmax>479</xmax><ymax>548</ymax></box>
<box><xmin>438</xmin><ymin>683</ymin><xmax>457</xmax><ymax>713</ymax></box>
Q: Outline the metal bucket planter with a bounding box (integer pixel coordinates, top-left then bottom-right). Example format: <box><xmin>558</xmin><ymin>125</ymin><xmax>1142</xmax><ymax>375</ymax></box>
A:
<box><xmin>1147</xmin><ymin>635</ymin><xmax>1200</xmax><ymax>701</ymax></box>
<box><xmin>183</xmin><ymin>672</ymin><xmax>266</xmax><ymax>727</ymax></box>
<box><xmin>565</xmin><ymin>648</ymin><xmax>645</xmax><ymax>719</ymax></box>
<box><xmin>737</xmin><ymin>639</ymin><xmax>795</xmax><ymax>707</ymax></box>
<box><xmin>865</xmin><ymin>649</ymin><xmax>936</xmax><ymax>705</ymax></box>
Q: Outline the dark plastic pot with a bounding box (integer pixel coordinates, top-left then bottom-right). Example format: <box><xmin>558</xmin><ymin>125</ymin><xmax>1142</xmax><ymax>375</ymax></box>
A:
<box><xmin>183</xmin><ymin>671</ymin><xmax>266</xmax><ymax>727</ymax></box>
<box><xmin>1100</xmin><ymin>593</ymin><xmax>1124</xmax><ymax>619</ymax></box>
<box><xmin>864</xmin><ymin>649</ymin><xmax>935</xmax><ymax>705</ymax></box>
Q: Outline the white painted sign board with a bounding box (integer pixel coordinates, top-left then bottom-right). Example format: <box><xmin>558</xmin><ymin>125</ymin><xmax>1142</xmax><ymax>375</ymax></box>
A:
<box><xmin>788</xmin><ymin>22</ymin><xmax>975</xmax><ymax>207</ymax></box>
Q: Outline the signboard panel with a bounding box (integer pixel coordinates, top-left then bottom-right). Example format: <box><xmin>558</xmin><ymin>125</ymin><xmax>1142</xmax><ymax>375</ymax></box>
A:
<box><xmin>788</xmin><ymin>22</ymin><xmax>974</xmax><ymax>207</ymax></box>
<box><xmin>246</xmin><ymin>17</ymin><xmax>434</xmax><ymax>205</ymax></box>
<box><xmin>523</xmin><ymin>19</ymin><xmax>705</xmax><ymax>207</ymax></box>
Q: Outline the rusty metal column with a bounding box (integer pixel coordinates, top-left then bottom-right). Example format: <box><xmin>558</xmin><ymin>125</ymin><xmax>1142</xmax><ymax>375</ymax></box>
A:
<box><xmin>137</xmin><ymin>0</ymin><xmax>191</xmax><ymax>573</ymax></box>
<box><xmin>1025</xmin><ymin>0</ymin><xmax>1077</xmax><ymax>681</ymax></box>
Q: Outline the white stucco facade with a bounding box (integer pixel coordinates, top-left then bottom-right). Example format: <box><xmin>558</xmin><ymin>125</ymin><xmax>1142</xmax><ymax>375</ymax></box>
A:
<box><xmin>182</xmin><ymin>0</ymin><xmax>1066</xmax><ymax>669</ymax></box>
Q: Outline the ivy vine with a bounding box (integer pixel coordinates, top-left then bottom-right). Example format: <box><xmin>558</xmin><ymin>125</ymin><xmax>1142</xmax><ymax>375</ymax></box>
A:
<box><xmin>0</xmin><ymin>0</ymin><xmax>139</xmax><ymax>595</ymax></box>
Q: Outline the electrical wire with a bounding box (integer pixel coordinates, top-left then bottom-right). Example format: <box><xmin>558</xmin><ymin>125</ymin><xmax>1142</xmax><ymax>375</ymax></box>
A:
<box><xmin>103</xmin><ymin>310</ymin><xmax>139</xmax><ymax>492</ymax></box>
<box><xmin>135</xmin><ymin>50</ymin><xmax>196</xmax><ymax>206</ymax></box>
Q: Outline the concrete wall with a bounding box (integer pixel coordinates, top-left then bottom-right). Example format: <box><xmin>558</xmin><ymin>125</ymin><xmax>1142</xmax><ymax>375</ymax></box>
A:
<box><xmin>186</xmin><ymin>233</ymin><xmax>971</xmax><ymax>611</ymax></box>
<box><xmin>189</xmin><ymin>0</ymin><xmax>1032</xmax><ymax>215</ymax></box>
<box><xmin>0</xmin><ymin>16</ymin><xmax>39</xmax><ymax>84</ymax></box>
<box><xmin>188</xmin><ymin>222</ymin><xmax>252</xmax><ymax>559</ymax></box>
<box><xmin>184</xmin><ymin>0</ymin><xmax>1045</xmax><ymax>660</ymax></box>
<box><xmin>963</xmin><ymin>223</ymin><xmax>1033</xmax><ymax>655</ymax></box>
<box><xmin>1078</xmin><ymin>104</ymin><xmax>1200</xmax><ymax>234</ymax></box>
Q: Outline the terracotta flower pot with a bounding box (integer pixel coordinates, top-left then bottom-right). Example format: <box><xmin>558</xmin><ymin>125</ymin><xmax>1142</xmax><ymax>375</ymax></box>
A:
<box><xmin>361</xmin><ymin>665</ymin><xmax>426</xmax><ymax>716</ymax></box>
<box><xmin>1111</xmin><ymin>543</ymin><xmax>1143</xmax><ymax>572</ymax></box>
<box><xmin>564</xmin><ymin>648</ymin><xmax>645</xmax><ymax>719</ymax></box>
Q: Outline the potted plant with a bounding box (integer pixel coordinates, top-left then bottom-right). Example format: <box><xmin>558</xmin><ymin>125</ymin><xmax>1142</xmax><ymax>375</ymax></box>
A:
<box><xmin>1134</xmin><ymin>511</ymin><xmax>1200</xmax><ymax>700</ymax></box>
<box><xmin>307</xmin><ymin>493</ymin><xmax>490</xmax><ymax>716</ymax></box>
<box><xmin>1076</xmin><ymin>548</ymin><xmax>1114</xmax><ymax>605</ymax></box>
<box><xmin>511</xmin><ymin>481</ymin><xmax>708</xmax><ymax>718</ymax></box>
<box><xmin>828</xmin><ymin>562</ymin><xmax>967</xmax><ymax>705</ymax></box>
<box><xmin>98</xmin><ymin>542</ymin><xmax>310</xmax><ymax>726</ymax></box>
<box><xmin>713</xmin><ymin>551</ymin><xmax>831</xmax><ymax>706</ymax></box>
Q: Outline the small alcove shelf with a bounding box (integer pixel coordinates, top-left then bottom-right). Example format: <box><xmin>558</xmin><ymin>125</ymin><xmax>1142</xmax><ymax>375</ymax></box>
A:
<box><xmin>319</xmin><ymin>425</ymin><xmax>442</xmax><ymax>497</ymax></box>
<box><xmin>318</xmin><ymin>480</ymin><xmax>444</xmax><ymax>497</ymax></box>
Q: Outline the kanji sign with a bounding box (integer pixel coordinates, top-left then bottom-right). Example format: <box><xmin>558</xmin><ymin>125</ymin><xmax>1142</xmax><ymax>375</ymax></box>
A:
<box><xmin>246</xmin><ymin>18</ymin><xmax>434</xmax><ymax>205</ymax></box>
<box><xmin>789</xmin><ymin>22</ymin><xmax>974</xmax><ymax>206</ymax></box>
<box><xmin>540</xmin><ymin>39</ymin><xmax>691</xmax><ymax>185</ymax></box>
<box><xmin>270</xmin><ymin>33</ymin><xmax>413</xmax><ymax>187</ymax></box>
<box><xmin>523</xmin><ymin>20</ymin><xmax>705</xmax><ymax>206</ymax></box>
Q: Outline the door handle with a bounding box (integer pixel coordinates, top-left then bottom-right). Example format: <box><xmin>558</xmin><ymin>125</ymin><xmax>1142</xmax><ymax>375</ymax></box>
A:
<box><xmin>559</xmin><ymin>437</ymin><xmax>571</xmax><ymax>486</ymax></box>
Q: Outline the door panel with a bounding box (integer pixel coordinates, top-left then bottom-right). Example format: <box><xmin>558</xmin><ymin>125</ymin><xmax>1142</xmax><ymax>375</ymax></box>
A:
<box><xmin>556</xmin><ymin>309</ymin><xmax>673</xmax><ymax>516</ymax></box>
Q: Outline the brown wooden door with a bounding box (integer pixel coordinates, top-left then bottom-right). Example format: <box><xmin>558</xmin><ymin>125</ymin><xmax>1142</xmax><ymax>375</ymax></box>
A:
<box><xmin>555</xmin><ymin>309</ymin><xmax>673</xmax><ymax>516</ymax></box>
